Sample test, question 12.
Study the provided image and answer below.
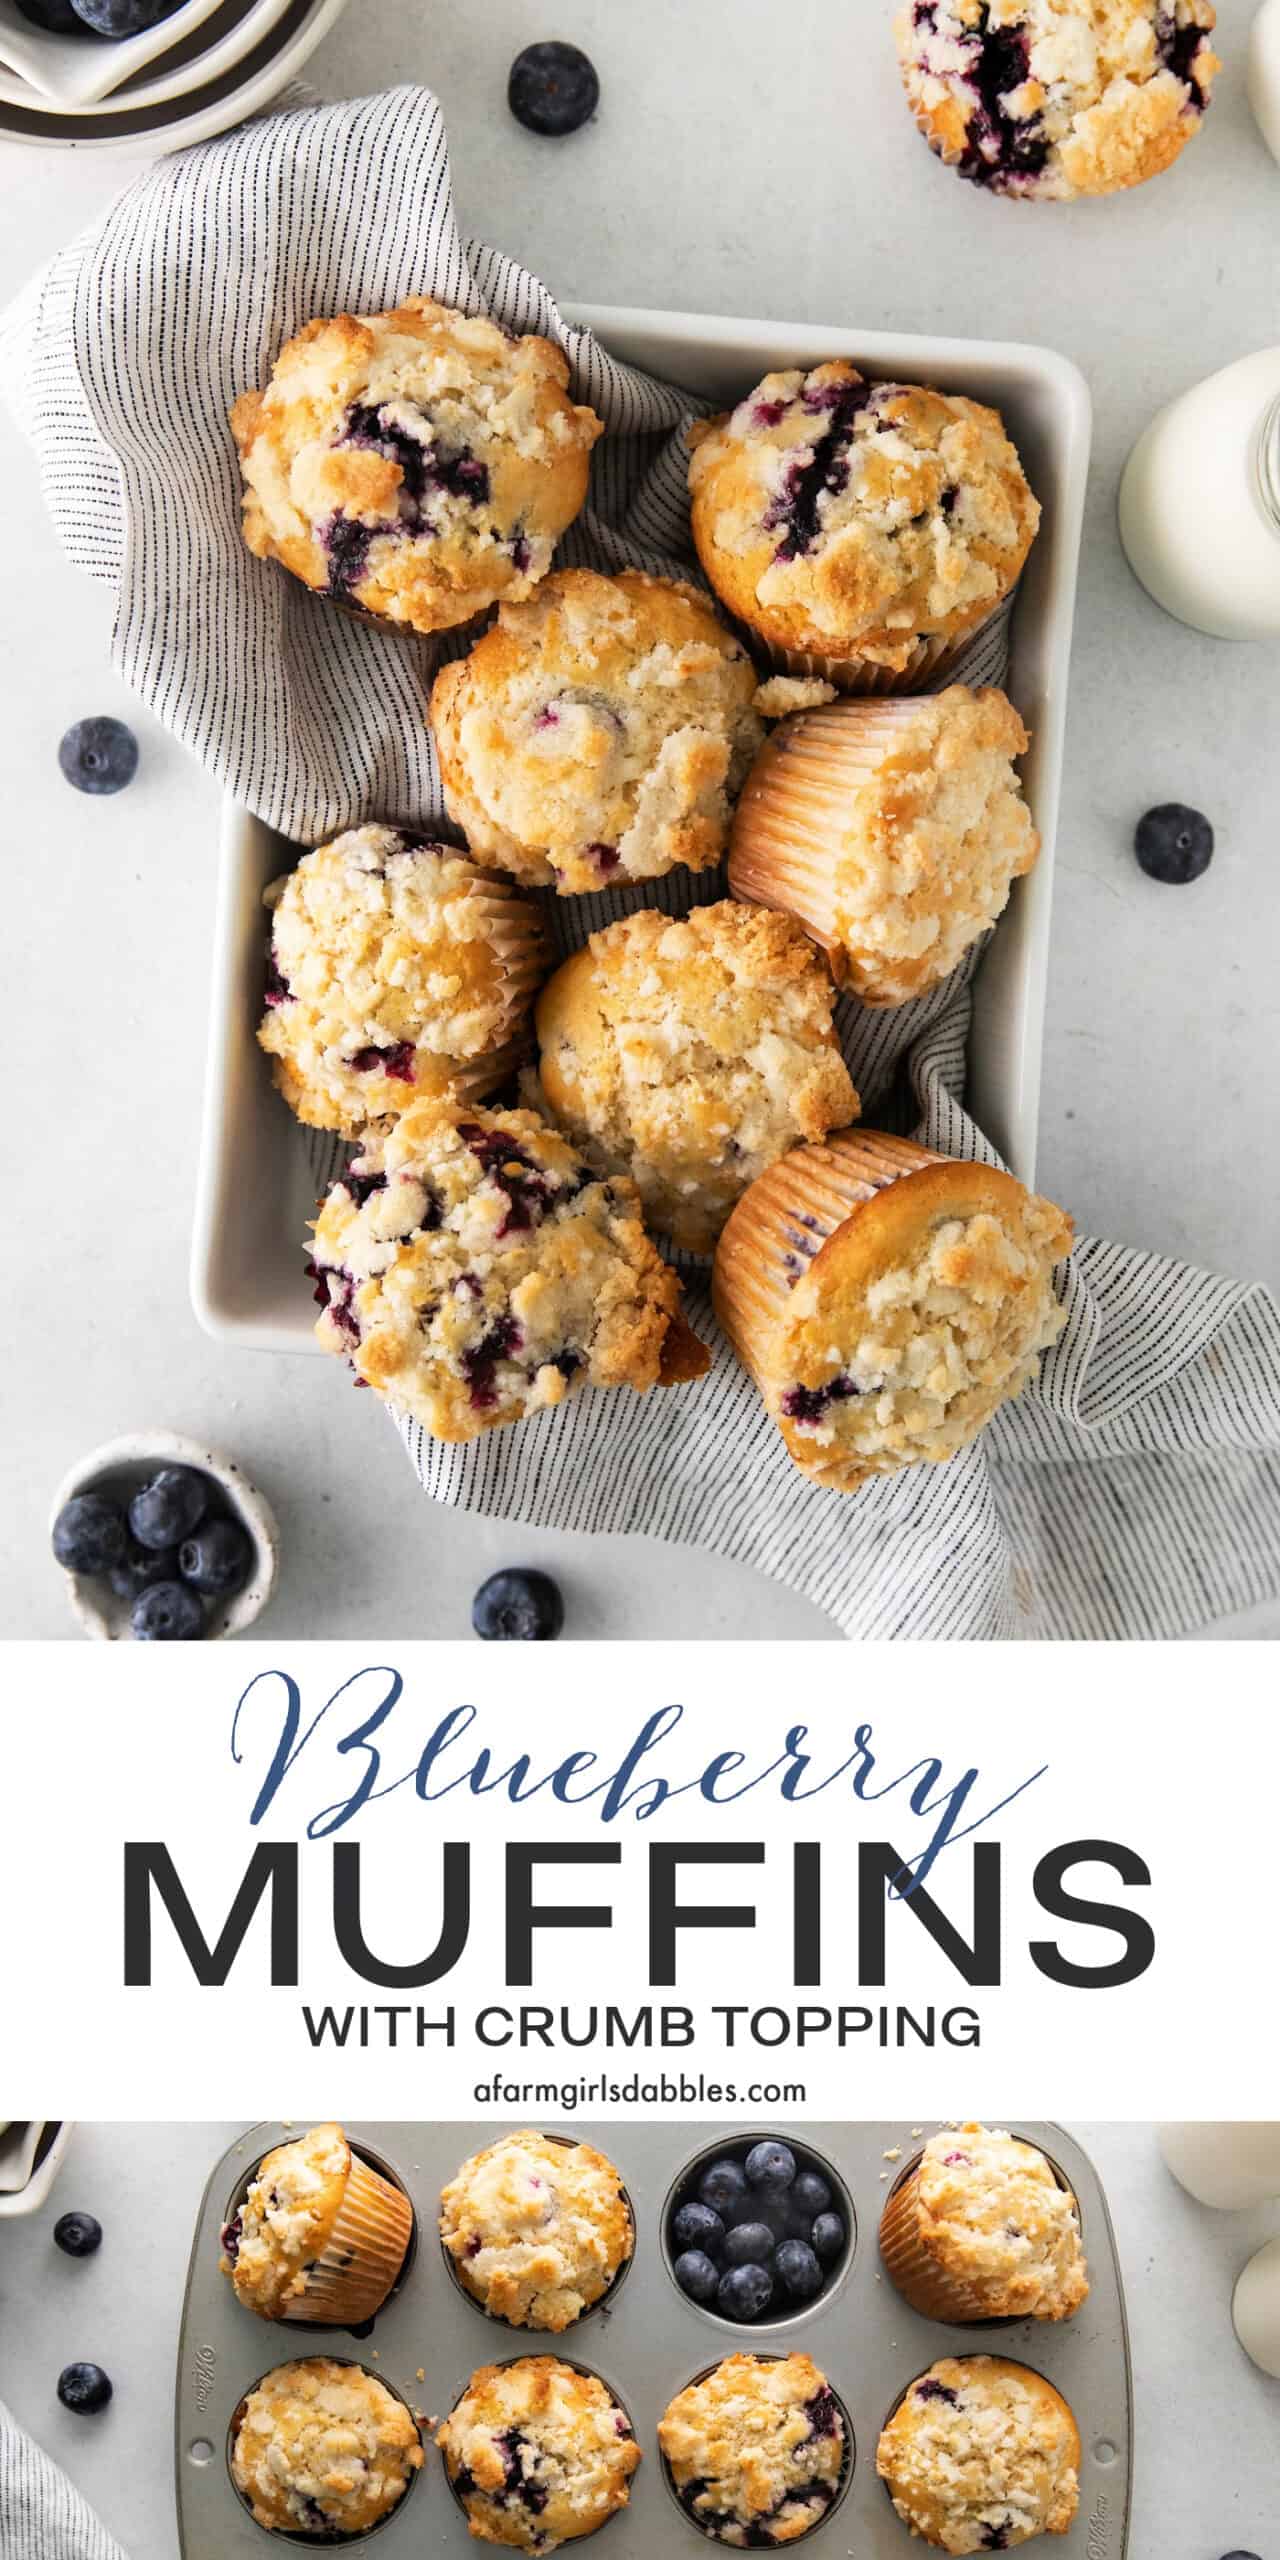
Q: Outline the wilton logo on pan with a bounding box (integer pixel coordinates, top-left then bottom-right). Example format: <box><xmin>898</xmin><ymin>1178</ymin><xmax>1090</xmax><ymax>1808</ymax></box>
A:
<box><xmin>192</xmin><ymin>2344</ymin><xmax>217</xmax><ymax>2414</ymax></box>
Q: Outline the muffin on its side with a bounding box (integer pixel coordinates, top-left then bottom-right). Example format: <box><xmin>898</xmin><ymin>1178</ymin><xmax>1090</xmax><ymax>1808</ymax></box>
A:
<box><xmin>429</xmin><ymin>568</ymin><xmax>765</xmax><ymax>895</ymax></box>
<box><xmin>713</xmin><ymin>1132</ymin><xmax>1071</xmax><ymax>1491</ymax></box>
<box><xmin>728</xmin><ymin>687</ymin><xmax>1038</xmax><ymax>1006</ymax></box>
<box><xmin>658</xmin><ymin>2351</ymin><xmax>847</xmax><ymax>2548</ymax></box>
<box><xmin>231</xmin><ymin>298</ymin><xmax>602</xmax><ymax>634</ymax></box>
<box><xmin>229</xmin><ymin>2357</ymin><xmax>423</xmax><ymax>2535</ymax></box>
<box><xmin>310</xmin><ymin>1097</ymin><xmax>708</xmax><ymax>1443</ymax></box>
<box><xmin>687</xmin><ymin>365</ymin><xmax>1039</xmax><ymax>689</ymax></box>
<box><xmin>894</xmin><ymin>1</ymin><xmax>1219</xmax><ymax>202</ymax></box>
<box><xmin>437</xmin><ymin>2356</ymin><xmax>640</xmax><ymax>2551</ymax></box>
<box><xmin>534</xmin><ymin>902</ymin><xmax>858</xmax><ymax>1254</ymax></box>
<box><xmin>258</xmin><ymin>826</ymin><xmax>548</xmax><ymax>1134</ymax></box>
<box><xmin>440</xmin><ymin>2130</ymin><xmax>633</xmax><ymax>2332</ymax></box>
<box><xmin>876</xmin><ymin>2356</ymin><xmax>1080</xmax><ymax>2553</ymax></box>
<box><xmin>219</xmin><ymin>2123</ymin><xmax>413</xmax><ymax>2327</ymax></box>
<box><xmin>880</xmin><ymin>2127</ymin><xmax>1089</xmax><ymax>2323</ymax></box>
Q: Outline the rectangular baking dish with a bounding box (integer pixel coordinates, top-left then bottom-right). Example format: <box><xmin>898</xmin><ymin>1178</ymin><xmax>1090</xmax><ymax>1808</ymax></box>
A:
<box><xmin>176</xmin><ymin>2118</ymin><xmax>1130</xmax><ymax>2560</ymax></box>
<box><xmin>190</xmin><ymin>306</ymin><xmax>1091</xmax><ymax>1352</ymax></box>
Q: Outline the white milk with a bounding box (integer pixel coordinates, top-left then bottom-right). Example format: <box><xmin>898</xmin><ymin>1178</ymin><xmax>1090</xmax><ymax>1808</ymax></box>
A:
<box><xmin>1118</xmin><ymin>348</ymin><xmax>1280</xmax><ymax>638</ymax></box>
<box><xmin>1158</xmin><ymin>2122</ymin><xmax>1280</xmax><ymax>2208</ymax></box>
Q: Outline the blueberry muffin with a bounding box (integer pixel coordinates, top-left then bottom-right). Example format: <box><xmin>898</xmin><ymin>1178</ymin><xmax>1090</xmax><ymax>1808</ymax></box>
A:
<box><xmin>437</xmin><ymin>2356</ymin><xmax>640</xmax><ymax>2551</ymax></box>
<box><xmin>876</xmin><ymin>2357</ymin><xmax>1080</xmax><ymax>2553</ymax></box>
<box><xmin>658</xmin><ymin>2352</ymin><xmax>847</xmax><ymax>2547</ymax></box>
<box><xmin>258</xmin><ymin>826</ymin><xmax>548</xmax><ymax>1134</ymax></box>
<box><xmin>231</xmin><ymin>299</ymin><xmax>602</xmax><ymax>634</ymax></box>
<box><xmin>219</xmin><ymin>2122</ymin><xmax>413</xmax><ymax>2326</ymax></box>
<box><xmin>713</xmin><ymin>1132</ymin><xmax>1071</xmax><ymax>1491</ymax></box>
<box><xmin>229</xmin><ymin>2358</ymin><xmax>424</xmax><ymax>2535</ymax></box>
<box><xmin>728</xmin><ymin>687</ymin><xmax>1038</xmax><ymax>1006</ymax></box>
<box><xmin>440</xmin><ymin>2131</ymin><xmax>633</xmax><ymax>2332</ymax></box>
<box><xmin>880</xmin><ymin>2127</ymin><xmax>1088</xmax><ymax>2324</ymax></box>
<box><xmin>894</xmin><ymin>1</ymin><xmax>1219</xmax><ymax>201</ymax></box>
<box><xmin>310</xmin><ymin>1097</ymin><xmax>708</xmax><ymax>1440</ymax></box>
<box><xmin>429</xmin><ymin>568</ymin><xmax>765</xmax><ymax>894</ymax></box>
<box><xmin>533</xmin><ymin>903</ymin><xmax>858</xmax><ymax>1253</ymax></box>
<box><xmin>687</xmin><ymin>367</ymin><xmax>1039</xmax><ymax>689</ymax></box>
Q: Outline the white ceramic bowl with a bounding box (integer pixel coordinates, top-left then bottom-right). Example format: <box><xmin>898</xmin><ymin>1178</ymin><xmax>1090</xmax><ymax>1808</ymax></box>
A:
<box><xmin>0</xmin><ymin>0</ymin><xmax>224</xmax><ymax>110</ymax></box>
<box><xmin>0</xmin><ymin>0</ymin><xmax>290</xmax><ymax>115</ymax></box>
<box><xmin>0</xmin><ymin>2121</ymin><xmax>75</xmax><ymax>2219</ymax></box>
<box><xmin>0</xmin><ymin>0</ymin><xmax>346</xmax><ymax>147</ymax></box>
<box><xmin>49</xmin><ymin>1428</ymin><xmax>279</xmax><ymax>1639</ymax></box>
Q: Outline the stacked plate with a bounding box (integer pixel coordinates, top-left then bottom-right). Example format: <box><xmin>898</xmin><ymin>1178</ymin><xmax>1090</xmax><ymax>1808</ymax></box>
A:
<box><xmin>0</xmin><ymin>0</ymin><xmax>349</xmax><ymax>149</ymax></box>
<box><xmin>0</xmin><ymin>2119</ymin><xmax>72</xmax><ymax>2218</ymax></box>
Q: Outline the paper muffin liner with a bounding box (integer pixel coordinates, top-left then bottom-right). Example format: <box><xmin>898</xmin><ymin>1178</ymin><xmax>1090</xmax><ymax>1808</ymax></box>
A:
<box><xmin>757</xmin><ymin>624</ymin><xmax>979</xmax><ymax>697</ymax></box>
<box><xmin>290</xmin><ymin>2149</ymin><xmax>414</xmax><ymax>2325</ymax></box>
<box><xmin>712</xmin><ymin>1129</ymin><xmax>944</xmax><ymax>1405</ymax></box>
<box><xmin>405</xmin><ymin>880</ymin><xmax>549</xmax><ymax>1107</ymax></box>
<box><xmin>728</xmin><ymin>696</ymin><xmax>941</xmax><ymax>988</ymax></box>
<box><xmin>878</xmin><ymin>2166</ymin><xmax>1002</xmax><ymax>2323</ymax></box>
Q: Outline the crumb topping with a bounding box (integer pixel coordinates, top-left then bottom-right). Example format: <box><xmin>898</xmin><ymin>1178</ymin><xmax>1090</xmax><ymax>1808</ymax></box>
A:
<box><xmin>658</xmin><ymin>2353</ymin><xmax>847</xmax><ymax>2548</ymax></box>
<box><xmin>219</xmin><ymin>2124</ymin><xmax>352</xmax><ymax>2318</ymax></box>
<box><xmin>913</xmin><ymin>2127</ymin><xmax>1090</xmax><ymax>2318</ymax></box>
<box><xmin>876</xmin><ymin>2356</ymin><xmax>1079</xmax><ymax>2553</ymax></box>
<box><xmin>437</xmin><ymin>2356</ymin><xmax>640</xmax><ymax>2552</ymax></box>
<box><xmin>440</xmin><ymin>2131</ymin><xmax>633</xmax><ymax>2331</ymax></box>
<box><xmin>230</xmin><ymin>2357</ymin><xmax>423</xmax><ymax>2535</ymax></box>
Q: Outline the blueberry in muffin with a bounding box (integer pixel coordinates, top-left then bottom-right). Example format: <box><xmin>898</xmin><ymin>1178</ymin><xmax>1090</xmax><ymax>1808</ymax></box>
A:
<box><xmin>894</xmin><ymin>2</ymin><xmax>1219</xmax><ymax>201</ymax></box>
<box><xmin>231</xmin><ymin>299</ymin><xmax>602</xmax><ymax>635</ymax></box>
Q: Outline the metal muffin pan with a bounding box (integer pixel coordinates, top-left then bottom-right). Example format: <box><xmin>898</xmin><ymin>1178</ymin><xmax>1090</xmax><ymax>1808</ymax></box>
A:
<box><xmin>177</xmin><ymin>2121</ymin><xmax>1131</xmax><ymax>2560</ymax></box>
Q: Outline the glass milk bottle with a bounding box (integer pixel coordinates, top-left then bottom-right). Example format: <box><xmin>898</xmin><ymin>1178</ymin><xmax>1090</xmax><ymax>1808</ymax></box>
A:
<box><xmin>1118</xmin><ymin>349</ymin><xmax>1280</xmax><ymax>638</ymax></box>
<box><xmin>1157</xmin><ymin>2122</ymin><xmax>1280</xmax><ymax>2208</ymax></box>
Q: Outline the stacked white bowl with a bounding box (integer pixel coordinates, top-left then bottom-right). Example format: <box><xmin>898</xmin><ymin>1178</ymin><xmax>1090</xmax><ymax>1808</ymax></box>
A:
<box><xmin>0</xmin><ymin>0</ymin><xmax>348</xmax><ymax>149</ymax></box>
<box><xmin>0</xmin><ymin>2120</ymin><xmax>73</xmax><ymax>2217</ymax></box>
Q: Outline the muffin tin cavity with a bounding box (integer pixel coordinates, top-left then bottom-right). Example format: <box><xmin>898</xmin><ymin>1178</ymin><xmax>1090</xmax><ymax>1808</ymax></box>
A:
<box><xmin>220</xmin><ymin>2137</ymin><xmax>417</xmax><ymax>2336</ymax></box>
<box><xmin>437</xmin><ymin>2129</ymin><xmax>636</xmax><ymax>2332</ymax></box>
<box><xmin>178</xmin><ymin>2121</ymin><xmax>1130</xmax><ymax>2560</ymax></box>
<box><xmin>662</xmin><ymin>2133</ymin><xmax>854</xmax><ymax>2330</ymax></box>
<box><xmin>226</xmin><ymin>2357</ymin><xmax>424</xmax><ymax>2545</ymax></box>
<box><xmin>657</xmin><ymin>2355</ymin><xmax>855</xmax><ymax>2549</ymax></box>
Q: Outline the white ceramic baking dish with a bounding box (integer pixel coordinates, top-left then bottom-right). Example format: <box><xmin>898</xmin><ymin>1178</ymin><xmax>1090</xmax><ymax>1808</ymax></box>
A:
<box><xmin>191</xmin><ymin>304</ymin><xmax>1091</xmax><ymax>1353</ymax></box>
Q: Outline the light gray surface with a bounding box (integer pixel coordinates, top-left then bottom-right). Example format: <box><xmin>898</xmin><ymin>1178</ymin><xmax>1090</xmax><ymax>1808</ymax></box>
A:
<box><xmin>2</xmin><ymin>0</ymin><xmax>1278</xmax><ymax>1640</ymax></box>
<box><xmin>0</xmin><ymin>2122</ymin><xmax>1276</xmax><ymax>2559</ymax></box>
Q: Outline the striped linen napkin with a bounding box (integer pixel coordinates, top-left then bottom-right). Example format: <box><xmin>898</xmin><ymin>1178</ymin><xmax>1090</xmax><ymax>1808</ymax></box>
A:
<box><xmin>0</xmin><ymin>2399</ymin><xmax>124</xmax><ymax>2560</ymax></box>
<box><xmin>2</xmin><ymin>81</ymin><xmax>1277</xmax><ymax>1640</ymax></box>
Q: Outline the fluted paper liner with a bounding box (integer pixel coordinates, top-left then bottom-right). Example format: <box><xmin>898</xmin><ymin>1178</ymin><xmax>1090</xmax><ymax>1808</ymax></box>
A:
<box><xmin>713</xmin><ymin>1129</ymin><xmax>944</xmax><ymax>1444</ymax></box>
<box><xmin>878</xmin><ymin>2156</ymin><xmax>1086</xmax><ymax>2325</ymax></box>
<box><xmin>290</xmin><ymin>2149</ymin><xmax>414</xmax><ymax>2326</ymax></box>
<box><xmin>729</xmin><ymin>696</ymin><xmax>950</xmax><ymax>991</ymax></box>
<box><xmin>760</xmin><ymin>626</ymin><xmax>967</xmax><ymax>697</ymax></box>
<box><xmin>415</xmin><ymin>878</ymin><xmax>549</xmax><ymax>1107</ymax></box>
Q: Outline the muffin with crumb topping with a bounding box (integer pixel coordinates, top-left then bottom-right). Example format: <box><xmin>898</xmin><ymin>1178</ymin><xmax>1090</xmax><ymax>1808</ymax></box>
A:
<box><xmin>876</xmin><ymin>2356</ymin><xmax>1079</xmax><ymax>2553</ymax></box>
<box><xmin>880</xmin><ymin>2126</ymin><xmax>1089</xmax><ymax>2322</ymax></box>
<box><xmin>440</xmin><ymin>2130</ymin><xmax>632</xmax><ymax>2331</ymax></box>
<box><xmin>688</xmin><ymin>364</ymin><xmax>1038</xmax><ymax>691</ymax></box>
<box><xmin>658</xmin><ymin>2352</ymin><xmax>847</xmax><ymax>2548</ymax></box>
<box><xmin>230</xmin><ymin>2357</ymin><xmax>423</xmax><ymax>2535</ymax></box>
<box><xmin>219</xmin><ymin>2122</ymin><xmax>412</xmax><ymax>2327</ymax></box>
<box><xmin>231</xmin><ymin>297</ymin><xmax>602</xmax><ymax>634</ymax></box>
<box><xmin>437</xmin><ymin>2356</ymin><xmax>640</xmax><ymax>2551</ymax></box>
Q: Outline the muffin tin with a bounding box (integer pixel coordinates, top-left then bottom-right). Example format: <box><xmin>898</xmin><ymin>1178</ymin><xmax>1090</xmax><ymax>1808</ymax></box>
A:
<box><xmin>177</xmin><ymin>2121</ymin><xmax>1130</xmax><ymax>2559</ymax></box>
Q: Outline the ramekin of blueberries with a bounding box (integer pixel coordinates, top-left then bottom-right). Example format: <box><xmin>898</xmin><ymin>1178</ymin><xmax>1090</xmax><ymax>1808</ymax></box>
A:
<box><xmin>49</xmin><ymin>1435</ymin><xmax>277</xmax><ymax>1641</ymax></box>
<box><xmin>665</xmin><ymin>2136</ymin><xmax>852</xmax><ymax>2324</ymax></box>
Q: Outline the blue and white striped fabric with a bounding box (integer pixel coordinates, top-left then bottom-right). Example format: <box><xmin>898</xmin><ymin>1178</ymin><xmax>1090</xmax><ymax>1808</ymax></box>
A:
<box><xmin>0</xmin><ymin>2400</ymin><xmax>123</xmax><ymax>2560</ymax></box>
<box><xmin>3</xmin><ymin>82</ymin><xmax>1278</xmax><ymax>1639</ymax></box>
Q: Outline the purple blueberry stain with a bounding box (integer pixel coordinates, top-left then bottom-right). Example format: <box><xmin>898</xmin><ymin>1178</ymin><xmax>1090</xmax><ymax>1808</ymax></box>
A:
<box><xmin>915</xmin><ymin>2379</ymin><xmax>960</xmax><ymax>2407</ymax></box>
<box><xmin>321</xmin><ymin>398</ymin><xmax>492</xmax><ymax>593</ymax></box>
<box><xmin>781</xmin><ymin>1375</ymin><xmax>863</xmax><ymax>1424</ymax></box>
<box><xmin>463</xmin><ymin>1315</ymin><xmax>523</xmax><ymax>1409</ymax></box>
<box><xmin>220</xmin><ymin>2213</ymin><xmax>242</xmax><ymax>2266</ymax></box>
<box><xmin>348</xmin><ymin>1040</ymin><xmax>416</xmax><ymax>1082</ymax></box>
<box><xmin>952</xmin><ymin>12</ymin><xmax>1050</xmax><ymax>189</ymax></box>
<box><xmin>314</xmin><ymin>1266</ymin><xmax>362</xmax><ymax>1348</ymax></box>
<box><xmin>980</xmin><ymin>2527</ymin><xmax>1010</xmax><ymax>2552</ymax></box>
<box><xmin>587</xmin><ymin>840</ymin><xmax>621</xmax><ymax>875</ymax></box>
<box><xmin>510</xmin><ymin>530</ymin><xmax>532</xmax><ymax>574</ymax></box>
<box><xmin>322</xmin><ymin>511</ymin><xmax>377</xmax><ymax>600</ymax></box>
<box><xmin>263</xmin><ymin>950</ymin><xmax>293</xmax><ymax>1008</ymax></box>
<box><xmin>339</xmin><ymin>1165</ymin><xmax>387</xmax><ymax>1210</ymax></box>
<box><xmin>457</xmin><ymin>1121</ymin><xmax>558</xmax><ymax>1237</ymax></box>
<box><xmin>763</xmin><ymin>376</ymin><xmax>872</xmax><ymax>560</ymax></box>
<box><xmin>803</xmin><ymin>2388</ymin><xmax>841</xmax><ymax>2441</ymax></box>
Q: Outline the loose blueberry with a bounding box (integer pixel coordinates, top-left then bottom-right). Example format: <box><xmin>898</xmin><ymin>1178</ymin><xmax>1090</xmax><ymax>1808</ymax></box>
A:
<box><xmin>672</xmin><ymin>2201</ymin><xmax>725</xmax><ymax>2257</ymax></box>
<box><xmin>57</xmin><ymin>2362</ymin><xmax>112</xmax><ymax>2415</ymax></box>
<box><xmin>57</xmin><ymin>717</ymin><xmax>138</xmax><ymax>796</ymax></box>
<box><xmin>698</xmin><ymin>2158</ymin><xmax>749</xmax><ymax>2218</ymax></box>
<box><xmin>52</xmin><ymin>1492</ymin><xmax>127</xmax><ymax>1578</ymax></box>
<box><xmin>16</xmin><ymin>0</ymin><xmax>87</xmax><ymax>29</ymax></box>
<box><xmin>508</xmin><ymin>39</ymin><xmax>599</xmax><ymax>137</ymax></box>
<box><xmin>128</xmin><ymin>1466</ymin><xmax>209</xmax><ymax>1550</ymax></box>
<box><xmin>472</xmin><ymin>1568</ymin><xmax>564</xmax><ymax>1641</ymax></box>
<box><xmin>1134</xmin><ymin>803</ymin><xmax>1214</xmax><ymax>886</ymax></box>
<box><xmin>745</xmin><ymin>2140</ymin><xmax>796</xmax><ymax>2191</ymax></box>
<box><xmin>54</xmin><ymin>2213</ymin><xmax>103</xmax><ymax>2258</ymax></box>
<box><xmin>717</xmin><ymin>2261</ymin><xmax>773</xmax><ymax>2320</ymax></box>
<box><xmin>131</xmin><ymin>1581</ymin><xmax>205</xmax><ymax>1642</ymax></box>
<box><xmin>179</xmin><ymin>1517</ymin><xmax>253</xmax><ymax>1599</ymax></box>
<box><xmin>674</xmin><ymin>2248</ymin><xmax>720</xmax><ymax>2304</ymax></box>
<box><xmin>791</xmin><ymin>2168</ymin><xmax>832</xmax><ymax>2218</ymax></box>
<box><xmin>722</xmin><ymin>2221</ymin><xmax>776</xmax><ymax>2269</ymax></box>
<box><xmin>810</xmin><ymin>2212</ymin><xmax>845</xmax><ymax>2262</ymax></box>
<box><xmin>774</xmin><ymin>2238</ymin><xmax>824</xmax><ymax>2301</ymax></box>
<box><xmin>107</xmin><ymin>1540</ymin><xmax>181</xmax><ymax>1602</ymax></box>
<box><xmin>71</xmin><ymin>0</ymin><xmax>183</xmax><ymax>31</ymax></box>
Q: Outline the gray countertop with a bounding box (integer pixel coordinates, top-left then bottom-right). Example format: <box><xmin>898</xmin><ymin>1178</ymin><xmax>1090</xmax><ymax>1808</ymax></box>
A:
<box><xmin>0</xmin><ymin>2122</ymin><xmax>1276</xmax><ymax>2557</ymax></box>
<box><xmin>3</xmin><ymin>0</ymin><xmax>1278</xmax><ymax>1638</ymax></box>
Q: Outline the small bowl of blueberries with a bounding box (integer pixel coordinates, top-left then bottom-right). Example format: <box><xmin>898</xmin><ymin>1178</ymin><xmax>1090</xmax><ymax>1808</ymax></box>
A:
<box><xmin>49</xmin><ymin>1432</ymin><xmax>277</xmax><ymax>1641</ymax></box>
<box><xmin>664</xmin><ymin>2134</ymin><xmax>853</xmax><ymax>2326</ymax></box>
